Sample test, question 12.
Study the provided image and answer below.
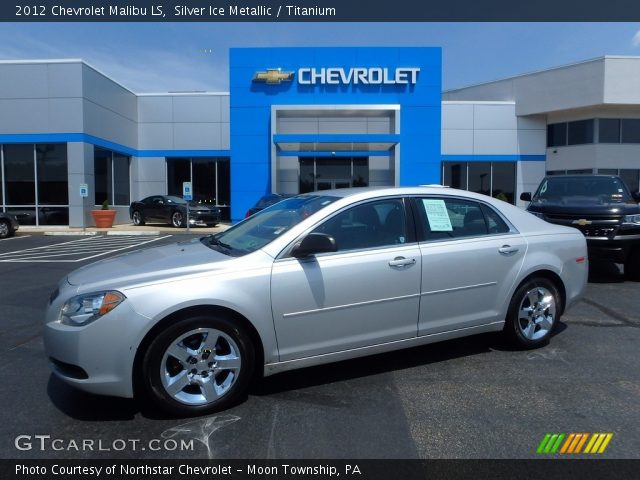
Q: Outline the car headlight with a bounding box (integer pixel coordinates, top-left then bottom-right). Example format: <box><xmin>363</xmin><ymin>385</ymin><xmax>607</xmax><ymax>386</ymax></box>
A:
<box><xmin>623</xmin><ymin>214</ymin><xmax>640</xmax><ymax>224</ymax></box>
<box><xmin>59</xmin><ymin>291</ymin><xmax>125</xmax><ymax>326</ymax></box>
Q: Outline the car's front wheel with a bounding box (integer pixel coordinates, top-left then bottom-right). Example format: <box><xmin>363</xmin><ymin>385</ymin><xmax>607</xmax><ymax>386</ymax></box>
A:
<box><xmin>504</xmin><ymin>277</ymin><xmax>561</xmax><ymax>348</ymax></box>
<box><xmin>0</xmin><ymin>220</ymin><xmax>10</xmax><ymax>239</ymax></box>
<box><xmin>131</xmin><ymin>210</ymin><xmax>145</xmax><ymax>226</ymax></box>
<box><xmin>171</xmin><ymin>211</ymin><xmax>184</xmax><ymax>228</ymax></box>
<box><xmin>141</xmin><ymin>315</ymin><xmax>255</xmax><ymax>416</ymax></box>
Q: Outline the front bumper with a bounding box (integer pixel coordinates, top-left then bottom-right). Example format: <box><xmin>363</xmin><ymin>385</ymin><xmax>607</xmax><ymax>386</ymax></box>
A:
<box><xmin>188</xmin><ymin>211</ymin><xmax>221</xmax><ymax>226</ymax></box>
<box><xmin>43</xmin><ymin>298</ymin><xmax>150</xmax><ymax>399</ymax></box>
<box><xmin>586</xmin><ymin>235</ymin><xmax>640</xmax><ymax>263</ymax></box>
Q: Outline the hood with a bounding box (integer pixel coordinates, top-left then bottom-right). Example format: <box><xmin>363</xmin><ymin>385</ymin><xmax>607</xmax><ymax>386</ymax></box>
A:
<box><xmin>67</xmin><ymin>238</ymin><xmax>231</xmax><ymax>289</ymax></box>
<box><xmin>528</xmin><ymin>197</ymin><xmax>640</xmax><ymax>216</ymax></box>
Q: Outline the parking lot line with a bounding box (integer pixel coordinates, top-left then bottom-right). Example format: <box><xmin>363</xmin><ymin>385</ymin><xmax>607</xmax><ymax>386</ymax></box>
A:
<box><xmin>0</xmin><ymin>235</ymin><xmax>172</xmax><ymax>262</ymax></box>
<box><xmin>0</xmin><ymin>235</ymin><xmax>31</xmax><ymax>241</ymax></box>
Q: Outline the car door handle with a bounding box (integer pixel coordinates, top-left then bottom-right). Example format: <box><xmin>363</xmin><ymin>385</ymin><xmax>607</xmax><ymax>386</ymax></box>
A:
<box><xmin>388</xmin><ymin>256</ymin><xmax>416</xmax><ymax>267</ymax></box>
<box><xmin>498</xmin><ymin>245</ymin><xmax>519</xmax><ymax>256</ymax></box>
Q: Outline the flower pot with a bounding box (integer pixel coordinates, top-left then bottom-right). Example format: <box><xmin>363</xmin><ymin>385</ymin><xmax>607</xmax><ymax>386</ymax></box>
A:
<box><xmin>91</xmin><ymin>210</ymin><xmax>117</xmax><ymax>228</ymax></box>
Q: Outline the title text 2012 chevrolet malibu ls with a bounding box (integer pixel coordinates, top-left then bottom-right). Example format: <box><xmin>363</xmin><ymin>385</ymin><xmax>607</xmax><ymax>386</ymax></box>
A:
<box><xmin>45</xmin><ymin>187</ymin><xmax>588</xmax><ymax>416</ymax></box>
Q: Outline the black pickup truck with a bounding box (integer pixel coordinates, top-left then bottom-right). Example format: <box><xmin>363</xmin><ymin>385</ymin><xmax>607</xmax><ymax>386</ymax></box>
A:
<box><xmin>521</xmin><ymin>175</ymin><xmax>640</xmax><ymax>279</ymax></box>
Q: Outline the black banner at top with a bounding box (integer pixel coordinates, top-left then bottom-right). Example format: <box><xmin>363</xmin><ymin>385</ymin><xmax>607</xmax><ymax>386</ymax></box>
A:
<box><xmin>3</xmin><ymin>0</ymin><xmax>640</xmax><ymax>22</ymax></box>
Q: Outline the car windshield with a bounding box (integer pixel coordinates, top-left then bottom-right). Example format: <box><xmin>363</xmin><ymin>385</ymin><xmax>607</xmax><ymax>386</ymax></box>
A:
<box><xmin>533</xmin><ymin>176</ymin><xmax>632</xmax><ymax>202</ymax></box>
<box><xmin>201</xmin><ymin>195</ymin><xmax>338</xmax><ymax>256</ymax></box>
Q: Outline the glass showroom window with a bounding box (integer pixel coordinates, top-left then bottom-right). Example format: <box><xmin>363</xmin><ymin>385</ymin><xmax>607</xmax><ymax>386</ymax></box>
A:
<box><xmin>298</xmin><ymin>157</ymin><xmax>369</xmax><ymax>193</ymax></box>
<box><xmin>166</xmin><ymin>157</ymin><xmax>231</xmax><ymax>219</ymax></box>
<box><xmin>0</xmin><ymin>143</ymin><xmax>69</xmax><ymax>225</ymax></box>
<box><xmin>547</xmin><ymin>123</ymin><xmax>567</xmax><ymax>147</ymax></box>
<box><xmin>598</xmin><ymin>119</ymin><xmax>621</xmax><ymax>143</ymax></box>
<box><xmin>567</xmin><ymin>120</ymin><xmax>594</xmax><ymax>145</ymax></box>
<box><xmin>94</xmin><ymin>147</ymin><xmax>130</xmax><ymax>206</ymax></box>
<box><xmin>442</xmin><ymin>161</ymin><xmax>516</xmax><ymax>204</ymax></box>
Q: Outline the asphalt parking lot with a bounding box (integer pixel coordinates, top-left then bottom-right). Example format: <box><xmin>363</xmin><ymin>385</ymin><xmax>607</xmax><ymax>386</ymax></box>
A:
<box><xmin>0</xmin><ymin>234</ymin><xmax>638</xmax><ymax>459</ymax></box>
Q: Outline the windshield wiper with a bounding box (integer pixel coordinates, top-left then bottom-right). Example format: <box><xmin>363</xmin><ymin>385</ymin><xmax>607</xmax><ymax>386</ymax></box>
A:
<box><xmin>206</xmin><ymin>236</ymin><xmax>233</xmax><ymax>250</ymax></box>
<box><xmin>200</xmin><ymin>235</ymin><xmax>233</xmax><ymax>254</ymax></box>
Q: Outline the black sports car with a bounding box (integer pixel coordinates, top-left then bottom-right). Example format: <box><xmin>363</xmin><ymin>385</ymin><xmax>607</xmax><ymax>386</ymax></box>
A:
<box><xmin>245</xmin><ymin>193</ymin><xmax>294</xmax><ymax>218</ymax></box>
<box><xmin>129</xmin><ymin>195</ymin><xmax>221</xmax><ymax>228</ymax></box>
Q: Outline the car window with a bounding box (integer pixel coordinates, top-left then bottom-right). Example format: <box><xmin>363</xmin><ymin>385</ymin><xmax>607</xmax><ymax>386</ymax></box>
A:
<box><xmin>416</xmin><ymin>197</ymin><xmax>508</xmax><ymax>241</ymax></box>
<box><xmin>312</xmin><ymin>199</ymin><xmax>407</xmax><ymax>252</ymax></box>
<box><xmin>165</xmin><ymin>196</ymin><xmax>186</xmax><ymax>204</ymax></box>
<box><xmin>480</xmin><ymin>204</ymin><xmax>510</xmax><ymax>234</ymax></box>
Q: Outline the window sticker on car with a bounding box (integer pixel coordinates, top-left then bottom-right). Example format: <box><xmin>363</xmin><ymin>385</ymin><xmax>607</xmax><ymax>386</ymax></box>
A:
<box><xmin>423</xmin><ymin>199</ymin><xmax>453</xmax><ymax>231</ymax></box>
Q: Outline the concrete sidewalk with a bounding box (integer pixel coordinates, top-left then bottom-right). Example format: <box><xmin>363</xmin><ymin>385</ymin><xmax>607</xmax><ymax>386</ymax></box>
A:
<box><xmin>16</xmin><ymin>222</ymin><xmax>231</xmax><ymax>236</ymax></box>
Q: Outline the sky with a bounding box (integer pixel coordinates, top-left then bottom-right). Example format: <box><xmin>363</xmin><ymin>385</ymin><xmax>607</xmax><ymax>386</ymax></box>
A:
<box><xmin>1</xmin><ymin>23</ymin><xmax>640</xmax><ymax>93</ymax></box>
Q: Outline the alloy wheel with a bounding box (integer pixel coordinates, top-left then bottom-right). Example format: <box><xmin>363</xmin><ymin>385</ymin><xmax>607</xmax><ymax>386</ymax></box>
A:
<box><xmin>517</xmin><ymin>286</ymin><xmax>556</xmax><ymax>341</ymax></box>
<box><xmin>159</xmin><ymin>328</ymin><xmax>242</xmax><ymax>406</ymax></box>
<box><xmin>172</xmin><ymin>212</ymin><xmax>183</xmax><ymax>228</ymax></box>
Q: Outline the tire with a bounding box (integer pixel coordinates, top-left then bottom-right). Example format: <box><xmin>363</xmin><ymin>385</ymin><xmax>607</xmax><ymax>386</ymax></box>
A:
<box><xmin>503</xmin><ymin>277</ymin><xmax>561</xmax><ymax>349</ymax></box>
<box><xmin>0</xmin><ymin>220</ymin><xmax>10</xmax><ymax>239</ymax></box>
<box><xmin>140</xmin><ymin>315</ymin><xmax>255</xmax><ymax>416</ymax></box>
<box><xmin>132</xmin><ymin>210</ymin><xmax>145</xmax><ymax>226</ymax></box>
<box><xmin>171</xmin><ymin>211</ymin><xmax>184</xmax><ymax>228</ymax></box>
<box><xmin>624</xmin><ymin>248</ymin><xmax>640</xmax><ymax>281</ymax></box>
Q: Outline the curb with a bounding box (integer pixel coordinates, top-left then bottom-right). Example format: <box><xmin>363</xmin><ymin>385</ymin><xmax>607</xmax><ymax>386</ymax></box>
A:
<box><xmin>44</xmin><ymin>231</ymin><xmax>97</xmax><ymax>236</ymax></box>
<box><xmin>107</xmin><ymin>231</ymin><xmax>161</xmax><ymax>236</ymax></box>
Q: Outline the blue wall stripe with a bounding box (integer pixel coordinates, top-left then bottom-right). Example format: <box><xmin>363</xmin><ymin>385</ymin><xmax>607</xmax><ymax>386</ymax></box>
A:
<box><xmin>0</xmin><ymin>134</ymin><xmax>544</xmax><ymax>162</ymax></box>
<box><xmin>0</xmin><ymin>133</ymin><xmax>231</xmax><ymax>158</ymax></box>
<box><xmin>441</xmin><ymin>154</ymin><xmax>545</xmax><ymax>162</ymax></box>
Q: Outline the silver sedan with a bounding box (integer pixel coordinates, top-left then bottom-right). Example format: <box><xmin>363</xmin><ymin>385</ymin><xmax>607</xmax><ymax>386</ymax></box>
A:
<box><xmin>44</xmin><ymin>187</ymin><xmax>588</xmax><ymax>416</ymax></box>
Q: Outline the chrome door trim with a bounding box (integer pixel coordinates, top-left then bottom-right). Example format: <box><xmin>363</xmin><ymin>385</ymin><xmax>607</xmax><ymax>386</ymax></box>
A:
<box><xmin>282</xmin><ymin>292</ymin><xmax>422</xmax><ymax>318</ymax></box>
<box><xmin>421</xmin><ymin>281</ymin><xmax>498</xmax><ymax>296</ymax></box>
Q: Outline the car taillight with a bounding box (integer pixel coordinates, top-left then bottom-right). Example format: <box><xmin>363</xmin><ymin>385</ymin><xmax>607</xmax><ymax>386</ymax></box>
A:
<box><xmin>245</xmin><ymin>210</ymin><xmax>252</xmax><ymax>218</ymax></box>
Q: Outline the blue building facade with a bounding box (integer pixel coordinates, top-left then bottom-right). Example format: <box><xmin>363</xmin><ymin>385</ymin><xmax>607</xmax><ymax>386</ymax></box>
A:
<box><xmin>229</xmin><ymin>47</ymin><xmax>442</xmax><ymax>220</ymax></box>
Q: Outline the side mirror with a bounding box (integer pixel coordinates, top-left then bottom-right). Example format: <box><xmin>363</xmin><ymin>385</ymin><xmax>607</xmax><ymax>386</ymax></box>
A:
<box><xmin>291</xmin><ymin>233</ymin><xmax>337</xmax><ymax>258</ymax></box>
<box><xmin>632</xmin><ymin>191</ymin><xmax>640</xmax><ymax>202</ymax></box>
<box><xmin>520</xmin><ymin>192</ymin><xmax>532</xmax><ymax>202</ymax></box>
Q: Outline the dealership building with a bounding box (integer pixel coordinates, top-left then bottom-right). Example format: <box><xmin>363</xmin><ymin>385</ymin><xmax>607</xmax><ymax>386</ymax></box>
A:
<box><xmin>1</xmin><ymin>47</ymin><xmax>640</xmax><ymax>226</ymax></box>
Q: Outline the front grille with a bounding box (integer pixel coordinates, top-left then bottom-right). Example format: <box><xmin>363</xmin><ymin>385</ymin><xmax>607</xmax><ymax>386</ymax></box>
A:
<box><xmin>542</xmin><ymin>214</ymin><xmax>621</xmax><ymax>238</ymax></box>
<box><xmin>581</xmin><ymin>227</ymin><xmax>617</xmax><ymax>238</ymax></box>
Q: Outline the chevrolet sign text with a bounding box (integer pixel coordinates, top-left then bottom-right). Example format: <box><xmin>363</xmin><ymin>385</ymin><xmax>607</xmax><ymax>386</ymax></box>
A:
<box><xmin>298</xmin><ymin>67</ymin><xmax>420</xmax><ymax>85</ymax></box>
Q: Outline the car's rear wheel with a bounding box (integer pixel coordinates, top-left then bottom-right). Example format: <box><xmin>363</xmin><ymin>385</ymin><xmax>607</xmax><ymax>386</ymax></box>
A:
<box><xmin>141</xmin><ymin>315</ymin><xmax>255</xmax><ymax>416</ymax></box>
<box><xmin>171</xmin><ymin>211</ymin><xmax>184</xmax><ymax>228</ymax></box>
<box><xmin>132</xmin><ymin>210</ymin><xmax>145</xmax><ymax>226</ymax></box>
<box><xmin>0</xmin><ymin>220</ymin><xmax>10</xmax><ymax>239</ymax></box>
<box><xmin>504</xmin><ymin>277</ymin><xmax>560</xmax><ymax>348</ymax></box>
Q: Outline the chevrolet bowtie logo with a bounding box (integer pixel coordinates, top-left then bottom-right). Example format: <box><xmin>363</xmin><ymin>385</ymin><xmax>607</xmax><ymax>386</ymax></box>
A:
<box><xmin>252</xmin><ymin>69</ymin><xmax>294</xmax><ymax>84</ymax></box>
<box><xmin>572</xmin><ymin>219</ymin><xmax>592</xmax><ymax>226</ymax></box>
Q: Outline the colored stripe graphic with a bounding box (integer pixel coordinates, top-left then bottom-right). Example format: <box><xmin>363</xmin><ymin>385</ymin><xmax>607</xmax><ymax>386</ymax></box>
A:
<box><xmin>538</xmin><ymin>433</ymin><xmax>612</xmax><ymax>454</ymax></box>
<box><xmin>584</xmin><ymin>433</ymin><xmax>614</xmax><ymax>454</ymax></box>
